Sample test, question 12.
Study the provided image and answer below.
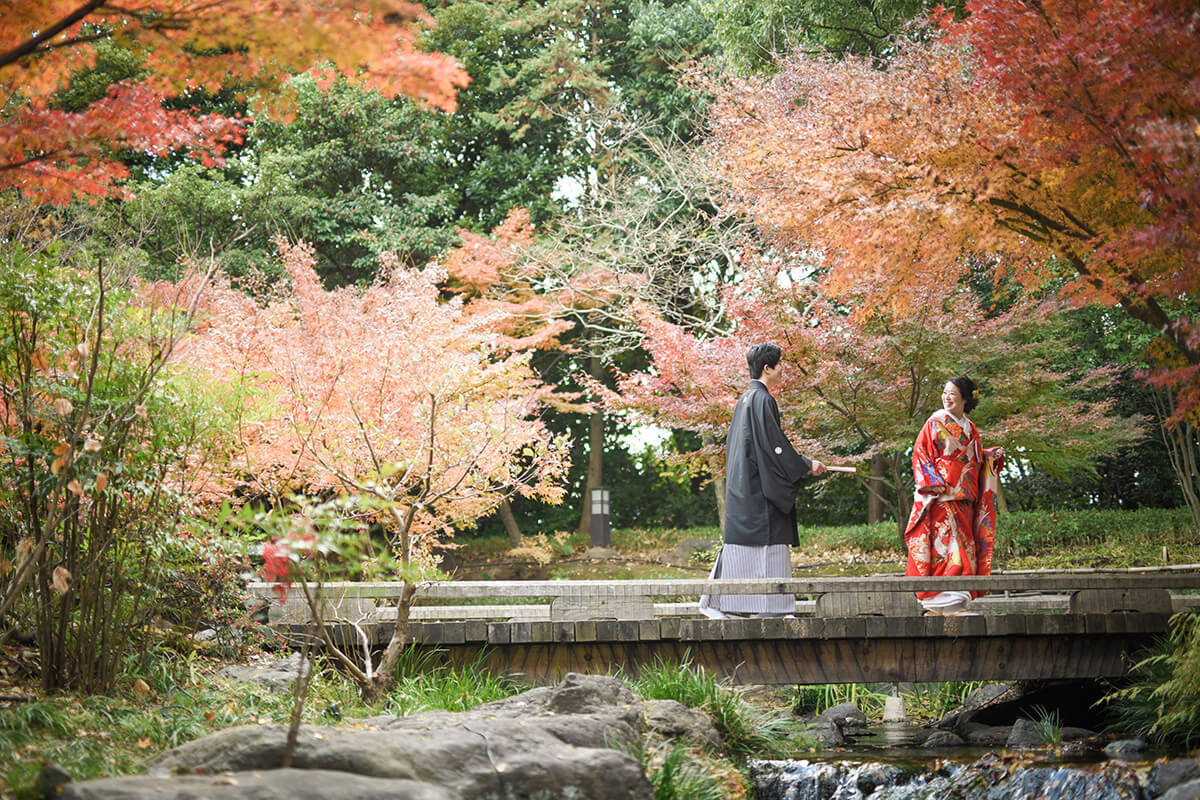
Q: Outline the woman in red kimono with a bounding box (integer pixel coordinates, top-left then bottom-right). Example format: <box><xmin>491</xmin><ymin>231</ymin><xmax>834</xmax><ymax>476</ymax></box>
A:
<box><xmin>904</xmin><ymin>376</ymin><xmax>1004</xmax><ymax>616</ymax></box>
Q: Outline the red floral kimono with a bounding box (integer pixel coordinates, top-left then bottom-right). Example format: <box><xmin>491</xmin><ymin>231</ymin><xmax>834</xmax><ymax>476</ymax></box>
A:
<box><xmin>903</xmin><ymin>410</ymin><xmax>1004</xmax><ymax>600</ymax></box>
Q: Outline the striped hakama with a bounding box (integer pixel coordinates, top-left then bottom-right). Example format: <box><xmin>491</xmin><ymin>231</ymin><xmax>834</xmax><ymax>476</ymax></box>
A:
<box><xmin>698</xmin><ymin>543</ymin><xmax>795</xmax><ymax>618</ymax></box>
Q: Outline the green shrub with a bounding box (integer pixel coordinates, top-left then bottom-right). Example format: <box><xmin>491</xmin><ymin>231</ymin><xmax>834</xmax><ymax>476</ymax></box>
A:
<box><xmin>0</xmin><ymin>242</ymin><xmax>237</xmax><ymax>693</ymax></box>
<box><xmin>996</xmin><ymin>508</ymin><xmax>1195</xmax><ymax>558</ymax></box>
<box><xmin>905</xmin><ymin>681</ymin><xmax>987</xmax><ymax>721</ymax></box>
<box><xmin>792</xmin><ymin>682</ymin><xmax>988</xmax><ymax>722</ymax></box>
<box><xmin>791</xmin><ymin>683</ymin><xmax>889</xmax><ymax>717</ymax></box>
<box><xmin>1102</xmin><ymin>611</ymin><xmax>1200</xmax><ymax>748</ymax></box>
<box><xmin>795</xmin><ymin>521</ymin><xmax>901</xmax><ymax>555</ymax></box>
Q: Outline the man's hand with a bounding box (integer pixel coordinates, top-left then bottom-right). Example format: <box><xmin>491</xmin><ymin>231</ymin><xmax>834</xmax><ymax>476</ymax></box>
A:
<box><xmin>810</xmin><ymin>459</ymin><xmax>827</xmax><ymax>475</ymax></box>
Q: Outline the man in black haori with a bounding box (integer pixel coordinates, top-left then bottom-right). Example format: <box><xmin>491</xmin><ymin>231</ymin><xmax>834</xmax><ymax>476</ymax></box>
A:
<box><xmin>700</xmin><ymin>343</ymin><xmax>826</xmax><ymax>618</ymax></box>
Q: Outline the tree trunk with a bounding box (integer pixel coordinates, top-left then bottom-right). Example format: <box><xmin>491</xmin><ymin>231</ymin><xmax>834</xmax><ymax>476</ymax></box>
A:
<box><xmin>578</xmin><ymin>351</ymin><xmax>605</xmax><ymax>536</ymax></box>
<box><xmin>714</xmin><ymin>478</ymin><xmax>726</xmax><ymax>533</ymax></box>
<box><xmin>892</xmin><ymin>455</ymin><xmax>911</xmax><ymax>541</ymax></box>
<box><xmin>498</xmin><ymin>498</ymin><xmax>522</xmax><ymax>546</ymax></box>
<box><xmin>365</xmin><ymin>580</ymin><xmax>417</xmax><ymax>703</ymax></box>
<box><xmin>1153</xmin><ymin>387</ymin><xmax>1200</xmax><ymax>528</ymax></box>
<box><xmin>868</xmin><ymin>454</ymin><xmax>887</xmax><ymax>524</ymax></box>
<box><xmin>704</xmin><ymin>433</ymin><xmax>726</xmax><ymax>532</ymax></box>
<box><xmin>283</xmin><ymin>637</ymin><xmax>313</xmax><ymax>767</ymax></box>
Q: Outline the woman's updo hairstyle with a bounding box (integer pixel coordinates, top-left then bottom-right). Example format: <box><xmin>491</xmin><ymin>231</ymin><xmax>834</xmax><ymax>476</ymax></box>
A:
<box><xmin>949</xmin><ymin>375</ymin><xmax>979</xmax><ymax>414</ymax></box>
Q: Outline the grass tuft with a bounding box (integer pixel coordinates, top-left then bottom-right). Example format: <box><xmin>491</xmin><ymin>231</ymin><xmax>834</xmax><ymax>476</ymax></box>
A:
<box><xmin>631</xmin><ymin>656</ymin><xmax>791</xmax><ymax>760</ymax></box>
<box><xmin>644</xmin><ymin>742</ymin><xmax>731</xmax><ymax>800</ymax></box>
<box><xmin>386</xmin><ymin>647</ymin><xmax>521</xmax><ymax>715</ymax></box>
<box><xmin>1024</xmin><ymin>704</ymin><xmax>1063</xmax><ymax>746</ymax></box>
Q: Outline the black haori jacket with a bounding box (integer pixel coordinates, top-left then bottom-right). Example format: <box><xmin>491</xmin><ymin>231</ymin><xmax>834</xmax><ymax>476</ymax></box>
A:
<box><xmin>722</xmin><ymin>381</ymin><xmax>812</xmax><ymax>547</ymax></box>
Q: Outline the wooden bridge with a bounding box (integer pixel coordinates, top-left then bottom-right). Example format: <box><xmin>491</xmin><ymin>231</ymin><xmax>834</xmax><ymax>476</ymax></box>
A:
<box><xmin>248</xmin><ymin>567</ymin><xmax>1200</xmax><ymax>685</ymax></box>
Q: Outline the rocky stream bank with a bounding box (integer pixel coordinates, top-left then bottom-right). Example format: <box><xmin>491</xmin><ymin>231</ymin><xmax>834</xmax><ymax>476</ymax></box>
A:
<box><xmin>28</xmin><ymin>662</ymin><xmax>1200</xmax><ymax>800</ymax></box>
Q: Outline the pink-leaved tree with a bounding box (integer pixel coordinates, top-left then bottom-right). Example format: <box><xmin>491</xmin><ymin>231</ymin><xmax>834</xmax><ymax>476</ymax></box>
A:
<box><xmin>606</xmin><ymin>259</ymin><xmax>1145</xmax><ymax>533</ymax></box>
<box><xmin>154</xmin><ymin>235</ymin><xmax>572</xmax><ymax>700</ymax></box>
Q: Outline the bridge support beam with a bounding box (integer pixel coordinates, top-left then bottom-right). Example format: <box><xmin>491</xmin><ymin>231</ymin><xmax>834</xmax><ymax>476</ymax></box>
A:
<box><xmin>293</xmin><ymin>612</ymin><xmax>1171</xmax><ymax>686</ymax></box>
<box><xmin>428</xmin><ymin>631</ymin><xmax>1157</xmax><ymax>685</ymax></box>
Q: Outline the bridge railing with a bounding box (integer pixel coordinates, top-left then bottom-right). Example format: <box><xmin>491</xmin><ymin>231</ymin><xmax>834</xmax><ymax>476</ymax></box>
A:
<box><xmin>247</xmin><ymin>566</ymin><xmax>1200</xmax><ymax>624</ymax></box>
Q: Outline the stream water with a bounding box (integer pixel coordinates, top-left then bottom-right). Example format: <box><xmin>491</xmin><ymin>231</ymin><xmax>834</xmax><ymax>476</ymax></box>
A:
<box><xmin>751</xmin><ymin>724</ymin><xmax>1151</xmax><ymax>800</ymax></box>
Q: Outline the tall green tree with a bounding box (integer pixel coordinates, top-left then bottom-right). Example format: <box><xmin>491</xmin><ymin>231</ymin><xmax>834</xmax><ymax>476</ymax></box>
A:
<box><xmin>703</xmin><ymin>0</ymin><xmax>961</xmax><ymax>71</ymax></box>
<box><xmin>423</xmin><ymin>0</ymin><xmax>721</xmax><ymax>535</ymax></box>
<box><xmin>1001</xmin><ymin>305</ymin><xmax>1184</xmax><ymax>511</ymax></box>
<box><xmin>90</xmin><ymin>75</ymin><xmax>458</xmax><ymax>286</ymax></box>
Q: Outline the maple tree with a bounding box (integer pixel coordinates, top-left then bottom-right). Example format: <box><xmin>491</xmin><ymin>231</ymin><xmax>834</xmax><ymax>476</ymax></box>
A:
<box><xmin>706</xmin><ymin>0</ymin><xmax>1200</xmax><ymax>414</ymax></box>
<box><xmin>162</xmin><ymin>234</ymin><xmax>571</xmax><ymax>700</ymax></box>
<box><xmin>0</xmin><ymin>1</ymin><xmax>468</xmax><ymax>203</ymax></box>
<box><xmin>606</xmin><ymin>259</ymin><xmax>1145</xmax><ymax>532</ymax></box>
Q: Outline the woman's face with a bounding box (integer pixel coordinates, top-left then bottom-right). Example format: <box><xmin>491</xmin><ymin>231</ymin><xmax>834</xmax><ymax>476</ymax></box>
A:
<box><xmin>942</xmin><ymin>381</ymin><xmax>966</xmax><ymax>417</ymax></box>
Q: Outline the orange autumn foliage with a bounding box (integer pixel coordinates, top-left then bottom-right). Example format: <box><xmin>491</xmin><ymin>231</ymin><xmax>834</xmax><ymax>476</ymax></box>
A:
<box><xmin>708</xmin><ymin>0</ymin><xmax>1200</xmax><ymax>406</ymax></box>
<box><xmin>440</xmin><ymin>208</ymin><xmax>575</xmax><ymax>353</ymax></box>
<box><xmin>1</xmin><ymin>0</ymin><xmax>469</xmax><ymax>203</ymax></box>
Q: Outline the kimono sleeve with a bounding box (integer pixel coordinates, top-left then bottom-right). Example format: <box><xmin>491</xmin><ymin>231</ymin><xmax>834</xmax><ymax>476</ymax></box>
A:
<box><xmin>912</xmin><ymin>416</ymin><xmax>961</xmax><ymax>496</ymax></box>
<box><xmin>749</xmin><ymin>392</ymin><xmax>812</xmax><ymax>513</ymax></box>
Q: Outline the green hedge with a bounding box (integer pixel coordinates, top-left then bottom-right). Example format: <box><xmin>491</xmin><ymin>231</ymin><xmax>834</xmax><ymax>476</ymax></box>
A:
<box><xmin>796</xmin><ymin>507</ymin><xmax>1197</xmax><ymax>559</ymax></box>
<box><xmin>998</xmin><ymin>507</ymin><xmax>1196</xmax><ymax>558</ymax></box>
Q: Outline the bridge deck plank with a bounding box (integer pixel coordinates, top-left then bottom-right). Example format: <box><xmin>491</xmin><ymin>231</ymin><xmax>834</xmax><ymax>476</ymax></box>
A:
<box><xmin>553</xmin><ymin>622</ymin><xmax>575</xmax><ymax>643</ymax></box>
<box><xmin>259</xmin><ymin>569</ymin><xmax>1195</xmax><ymax>686</ymax></box>
<box><xmin>465</xmin><ymin>620</ymin><xmax>487</xmax><ymax>642</ymax></box>
<box><xmin>986</xmin><ymin>614</ymin><xmax>1025</xmax><ymax>636</ymax></box>
<box><xmin>486</xmin><ymin>622</ymin><xmax>510</xmax><ymax>644</ymax></box>
<box><xmin>247</xmin><ymin>566</ymin><xmax>1200</xmax><ymax>605</ymax></box>
<box><xmin>575</xmin><ymin>620</ymin><xmax>597</xmax><ymax>642</ymax></box>
<box><xmin>338</xmin><ymin>618</ymin><xmax>1180</xmax><ymax>647</ymax></box>
<box><xmin>761</xmin><ymin>617</ymin><xmax>786</xmax><ymax>640</ymax></box>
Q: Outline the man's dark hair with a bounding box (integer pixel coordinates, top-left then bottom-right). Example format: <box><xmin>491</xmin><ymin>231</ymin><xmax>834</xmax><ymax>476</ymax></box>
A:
<box><xmin>949</xmin><ymin>375</ymin><xmax>979</xmax><ymax>414</ymax></box>
<box><xmin>747</xmin><ymin>343</ymin><xmax>782</xmax><ymax>379</ymax></box>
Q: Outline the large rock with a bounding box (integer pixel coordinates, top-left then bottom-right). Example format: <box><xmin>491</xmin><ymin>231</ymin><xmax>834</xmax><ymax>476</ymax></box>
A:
<box><xmin>219</xmin><ymin>652</ymin><xmax>310</xmax><ymax>692</ymax></box>
<box><xmin>921</xmin><ymin>731</ymin><xmax>966</xmax><ymax>749</ymax></box>
<box><xmin>819</xmin><ymin>702</ymin><xmax>869</xmax><ymax>731</ymax></box>
<box><xmin>1006</xmin><ymin>718</ymin><xmax>1045</xmax><ymax>748</ymax></box>
<box><xmin>480</xmin><ymin>672</ymin><xmax>642</xmax><ymax>721</ymax></box>
<box><xmin>1148</xmin><ymin>760</ymin><xmax>1200</xmax><ymax>797</ymax></box>
<box><xmin>1061</xmin><ymin>726</ymin><xmax>1097</xmax><ymax>742</ymax></box>
<box><xmin>936</xmin><ymin>683</ymin><xmax>1014</xmax><ymax>730</ymax></box>
<box><xmin>794</xmin><ymin>716</ymin><xmax>845</xmax><ymax>747</ymax></box>
<box><xmin>1104</xmin><ymin>737</ymin><xmax>1150</xmax><ymax>761</ymax></box>
<box><xmin>659</xmin><ymin>538</ymin><xmax>720</xmax><ymax>567</ymax></box>
<box><xmin>63</xmin><ymin>769</ymin><xmax>452</xmax><ymax>800</ymax></box>
<box><xmin>644</xmin><ymin>700</ymin><xmax>723</xmax><ymax>753</ymax></box>
<box><xmin>67</xmin><ymin>674</ymin><xmax>653</xmax><ymax>800</ymax></box>
<box><xmin>960</xmin><ymin>721</ymin><xmax>1012</xmax><ymax>746</ymax></box>
<box><xmin>144</xmin><ymin>723</ymin><xmax>647</xmax><ymax>800</ymax></box>
<box><xmin>363</xmin><ymin>673</ymin><xmax>645</xmax><ymax>753</ymax></box>
<box><xmin>1161</xmin><ymin>779</ymin><xmax>1200</xmax><ymax>800</ymax></box>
